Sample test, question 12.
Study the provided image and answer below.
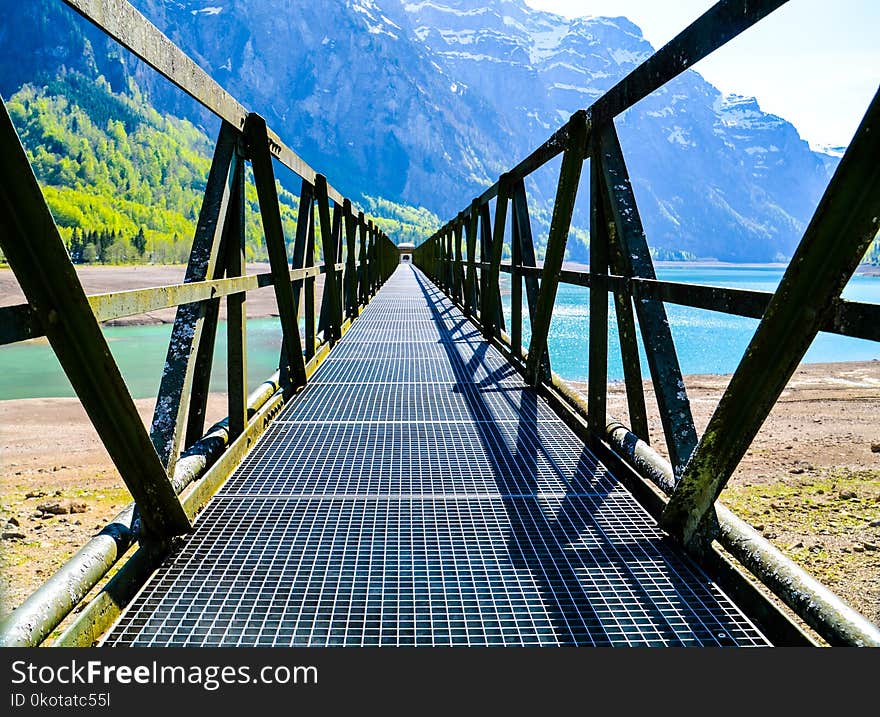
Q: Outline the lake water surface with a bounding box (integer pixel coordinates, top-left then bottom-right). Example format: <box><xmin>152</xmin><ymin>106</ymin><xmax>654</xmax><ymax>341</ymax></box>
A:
<box><xmin>1</xmin><ymin>265</ymin><xmax>877</xmax><ymax>399</ymax></box>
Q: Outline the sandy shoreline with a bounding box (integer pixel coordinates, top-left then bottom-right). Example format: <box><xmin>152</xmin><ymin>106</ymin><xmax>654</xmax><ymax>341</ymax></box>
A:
<box><xmin>572</xmin><ymin>360</ymin><xmax>880</xmax><ymax>479</ymax></box>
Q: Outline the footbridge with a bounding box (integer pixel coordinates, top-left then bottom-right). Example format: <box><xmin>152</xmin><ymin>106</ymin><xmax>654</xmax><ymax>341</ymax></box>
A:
<box><xmin>1</xmin><ymin>0</ymin><xmax>879</xmax><ymax>647</ymax></box>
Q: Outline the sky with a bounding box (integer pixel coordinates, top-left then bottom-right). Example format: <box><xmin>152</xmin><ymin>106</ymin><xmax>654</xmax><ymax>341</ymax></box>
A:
<box><xmin>524</xmin><ymin>0</ymin><xmax>879</xmax><ymax>151</ymax></box>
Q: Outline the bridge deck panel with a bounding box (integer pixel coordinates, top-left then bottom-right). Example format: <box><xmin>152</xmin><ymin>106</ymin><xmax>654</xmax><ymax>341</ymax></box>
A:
<box><xmin>215</xmin><ymin>421</ymin><xmax>619</xmax><ymax>497</ymax></box>
<box><xmin>103</xmin><ymin>266</ymin><xmax>769</xmax><ymax>647</ymax></box>
<box><xmin>274</xmin><ymin>382</ymin><xmax>562</xmax><ymax>423</ymax></box>
<box><xmin>310</xmin><ymin>357</ymin><xmax>519</xmax><ymax>385</ymax></box>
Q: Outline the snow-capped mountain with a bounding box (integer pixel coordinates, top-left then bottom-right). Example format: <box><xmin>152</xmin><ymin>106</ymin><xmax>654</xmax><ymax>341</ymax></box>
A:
<box><xmin>391</xmin><ymin>0</ymin><xmax>837</xmax><ymax>260</ymax></box>
<box><xmin>0</xmin><ymin>0</ymin><xmax>840</xmax><ymax>261</ymax></box>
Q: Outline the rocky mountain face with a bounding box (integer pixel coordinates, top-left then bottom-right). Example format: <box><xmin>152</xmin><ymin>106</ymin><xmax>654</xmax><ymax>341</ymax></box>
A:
<box><xmin>390</xmin><ymin>0</ymin><xmax>836</xmax><ymax>260</ymax></box>
<box><xmin>0</xmin><ymin>0</ymin><xmax>839</xmax><ymax>261</ymax></box>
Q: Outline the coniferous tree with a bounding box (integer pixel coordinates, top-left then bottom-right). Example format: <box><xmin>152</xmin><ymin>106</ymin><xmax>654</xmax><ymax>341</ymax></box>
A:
<box><xmin>133</xmin><ymin>226</ymin><xmax>147</xmax><ymax>257</ymax></box>
<box><xmin>97</xmin><ymin>229</ymin><xmax>111</xmax><ymax>263</ymax></box>
<box><xmin>69</xmin><ymin>227</ymin><xmax>83</xmax><ymax>263</ymax></box>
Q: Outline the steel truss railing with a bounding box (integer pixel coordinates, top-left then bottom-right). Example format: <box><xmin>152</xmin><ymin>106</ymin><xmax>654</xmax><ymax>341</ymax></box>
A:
<box><xmin>414</xmin><ymin>0</ymin><xmax>880</xmax><ymax>646</ymax></box>
<box><xmin>0</xmin><ymin>0</ymin><xmax>398</xmax><ymax>646</ymax></box>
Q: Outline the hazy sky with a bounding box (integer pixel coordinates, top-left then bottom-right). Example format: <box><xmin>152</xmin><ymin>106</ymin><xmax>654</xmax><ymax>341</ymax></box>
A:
<box><xmin>524</xmin><ymin>0</ymin><xmax>879</xmax><ymax>151</ymax></box>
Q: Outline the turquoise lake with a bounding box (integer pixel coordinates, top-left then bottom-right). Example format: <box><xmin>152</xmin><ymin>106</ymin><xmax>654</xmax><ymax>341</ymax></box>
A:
<box><xmin>1</xmin><ymin>265</ymin><xmax>877</xmax><ymax>400</ymax></box>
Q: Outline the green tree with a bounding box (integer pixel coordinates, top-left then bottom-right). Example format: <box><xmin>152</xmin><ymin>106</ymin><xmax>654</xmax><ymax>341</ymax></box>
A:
<box><xmin>69</xmin><ymin>227</ymin><xmax>84</xmax><ymax>264</ymax></box>
<box><xmin>6</xmin><ymin>73</ymin><xmax>443</xmax><ymax>266</ymax></box>
<box><xmin>104</xmin><ymin>241</ymin><xmax>130</xmax><ymax>264</ymax></box>
<box><xmin>132</xmin><ymin>226</ymin><xmax>147</xmax><ymax>257</ymax></box>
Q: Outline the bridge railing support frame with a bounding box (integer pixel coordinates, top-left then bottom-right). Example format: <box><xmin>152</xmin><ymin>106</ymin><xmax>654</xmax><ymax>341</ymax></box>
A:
<box><xmin>0</xmin><ymin>0</ymin><xmax>399</xmax><ymax>645</ymax></box>
<box><xmin>413</xmin><ymin>0</ymin><xmax>880</xmax><ymax>647</ymax></box>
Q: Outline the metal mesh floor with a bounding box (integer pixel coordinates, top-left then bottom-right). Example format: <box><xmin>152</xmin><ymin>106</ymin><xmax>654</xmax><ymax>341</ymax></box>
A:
<box><xmin>104</xmin><ymin>265</ymin><xmax>769</xmax><ymax>647</ymax></box>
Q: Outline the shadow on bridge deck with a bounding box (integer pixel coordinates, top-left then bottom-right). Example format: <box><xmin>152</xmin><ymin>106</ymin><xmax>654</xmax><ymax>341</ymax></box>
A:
<box><xmin>103</xmin><ymin>265</ymin><xmax>769</xmax><ymax>647</ymax></box>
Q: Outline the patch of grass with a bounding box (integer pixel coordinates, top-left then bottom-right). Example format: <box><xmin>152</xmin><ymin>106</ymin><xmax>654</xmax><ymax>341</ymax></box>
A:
<box><xmin>722</xmin><ymin>467</ymin><xmax>880</xmax><ymax>623</ymax></box>
<box><xmin>723</xmin><ymin>468</ymin><xmax>880</xmax><ymax>535</ymax></box>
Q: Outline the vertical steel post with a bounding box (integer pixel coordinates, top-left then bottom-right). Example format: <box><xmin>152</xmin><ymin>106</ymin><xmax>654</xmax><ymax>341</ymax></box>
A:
<box><xmin>511</xmin><ymin>199</ymin><xmax>523</xmax><ymax>358</ymax></box>
<box><xmin>184</xmin><ymin>294</ymin><xmax>221</xmax><ymax>448</ymax></box>
<box><xmin>314</xmin><ymin>174</ymin><xmax>342</xmax><ymax>345</ymax></box>
<box><xmin>285</xmin><ymin>179</ymin><xmax>313</xmax><ymax>389</ymax></box>
<box><xmin>510</xmin><ymin>179</ymin><xmax>549</xmax><ymax>375</ymax></box>
<box><xmin>225</xmin><ymin>158</ymin><xmax>247</xmax><ymax>440</ymax></box>
<box><xmin>343</xmin><ymin>200</ymin><xmax>358</xmax><ymax>318</ymax></box>
<box><xmin>245</xmin><ymin>113</ymin><xmax>306</xmax><ymax>390</ymax></box>
<box><xmin>479</xmin><ymin>206</ymin><xmax>490</xmax><ymax>325</ymax></box>
<box><xmin>447</xmin><ymin>226</ymin><xmax>455</xmax><ymax>294</ymax></box>
<box><xmin>587</xmin><ymin>153</ymin><xmax>609</xmax><ymax>436</ymax></box>
<box><xmin>333</xmin><ymin>201</ymin><xmax>345</xmax><ymax>327</ymax></box>
<box><xmin>453</xmin><ymin>221</ymin><xmax>464</xmax><ymax>305</ymax></box>
<box><xmin>150</xmin><ymin>122</ymin><xmax>237</xmax><ymax>472</ymax></box>
<box><xmin>358</xmin><ymin>212</ymin><xmax>368</xmax><ymax>307</ymax></box>
<box><xmin>305</xmin><ymin>198</ymin><xmax>316</xmax><ymax>360</ymax></box>
<box><xmin>525</xmin><ymin>112</ymin><xmax>589</xmax><ymax>386</ymax></box>
<box><xmin>602</xmin><ymin>179</ymin><xmax>650</xmax><ymax>443</ymax></box>
<box><xmin>598</xmin><ymin>122</ymin><xmax>696</xmax><ymax>472</ymax></box>
<box><xmin>484</xmin><ymin>176</ymin><xmax>509</xmax><ymax>340</ymax></box>
<box><xmin>464</xmin><ymin>202</ymin><xmax>479</xmax><ymax>315</ymax></box>
<box><xmin>366</xmin><ymin>221</ymin><xmax>375</xmax><ymax>296</ymax></box>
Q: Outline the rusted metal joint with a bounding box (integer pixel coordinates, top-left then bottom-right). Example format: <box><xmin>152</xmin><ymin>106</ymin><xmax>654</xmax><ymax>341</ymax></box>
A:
<box><xmin>680</xmin><ymin>509</ymin><xmax>722</xmax><ymax>557</ymax></box>
<box><xmin>233</xmin><ymin>127</ymin><xmax>250</xmax><ymax>160</ymax></box>
<box><xmin>241</xmin><ymin>113</ymin><xmax>259</xmax><ymax>159</ymax></box>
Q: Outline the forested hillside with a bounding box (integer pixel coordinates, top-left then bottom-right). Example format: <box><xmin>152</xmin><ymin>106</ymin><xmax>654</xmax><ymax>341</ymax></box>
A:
<box><xmin>3</xmin><ymin>72</ymin><xmax>441</xmax><ymax>264</ymax></box>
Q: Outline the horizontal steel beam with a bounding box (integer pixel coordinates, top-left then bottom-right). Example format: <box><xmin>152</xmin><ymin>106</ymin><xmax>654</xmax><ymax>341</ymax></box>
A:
<box><xmin>0</xmin><ymin>303</ymin><xmax>38</xmax><ymax>344</ymax></box>
<box><xmin>633</xmin><ymin>277</ymin><xmax>880</xmax><ymax>343</ymax></box>
<box><xmin>0</xmin><ymin>262</ymin><xmax>349</xmax><ymax>346</ymax></box>
<box><xmin>492</xmin><ymin>264</ymin><xmax>879</xmax><ymax>342</ymax></box>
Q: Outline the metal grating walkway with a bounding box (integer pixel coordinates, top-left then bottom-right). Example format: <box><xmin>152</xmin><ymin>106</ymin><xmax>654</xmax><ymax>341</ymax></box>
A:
<box><xmin>104</xmin><ymin>265</ymin><xmax>769</xmax><ymax>647</ymax></box>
